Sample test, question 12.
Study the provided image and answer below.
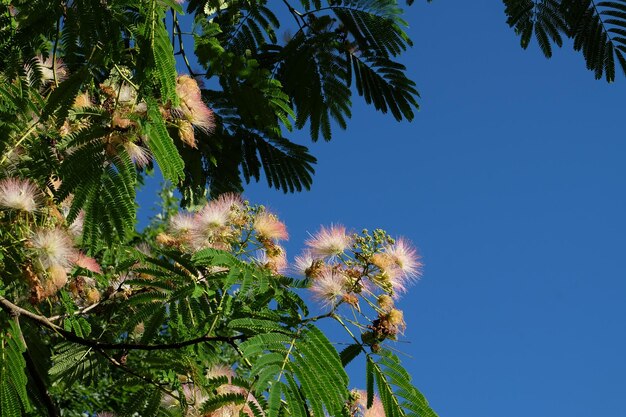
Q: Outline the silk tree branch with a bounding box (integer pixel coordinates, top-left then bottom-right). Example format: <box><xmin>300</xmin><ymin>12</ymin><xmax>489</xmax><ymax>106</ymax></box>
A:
<box><xmin>0</xmin><ymin>295</ymin><xmax>245</xmax><ymax>351</ymax></box>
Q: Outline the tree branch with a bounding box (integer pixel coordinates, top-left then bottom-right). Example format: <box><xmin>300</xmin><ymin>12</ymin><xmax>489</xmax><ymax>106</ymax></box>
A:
<box><xmin>0</xmin><ymin>295</ymin><xmax>245</xmax><ymax>351</ymax></box>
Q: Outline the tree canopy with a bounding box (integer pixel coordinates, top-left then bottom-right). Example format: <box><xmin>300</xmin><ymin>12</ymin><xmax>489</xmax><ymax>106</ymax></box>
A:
<box><xmin>0</xmin><ymin>0</ymin><xmax>618</xmax><ymax>415</ymax></box>
<box><xmin>0</xmin><ymin>1</ymin><xmax>436</xmax><ymax>416</ymax></box>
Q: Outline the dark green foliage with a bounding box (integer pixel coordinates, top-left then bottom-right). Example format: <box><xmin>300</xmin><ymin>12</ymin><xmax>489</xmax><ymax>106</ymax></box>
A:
<box><xmin>1</xmin><ymin>0</ymin><xmax>421</xmax><ymax>204</ymax></box>
<box><xmin>0</xmin><ymin>320</ymin><xmax>31</xmax><ymax>417</ymax></box>
<box><xmin>0</xmin><ymin>2</ymin><xmax>435</xmax><ymax>416</ymax></box>
<box><xmin>145</xmin><ymin>98</ymin><xmax>186</xmax><ymax>184</ymax></box>
<box><xmin>504</xmin><ymin>0</ymin><xmax>626</xmax><ymax>81</ymax></box>
<box><xmin>142</xmin><ymin>0</ymin><xmax>180</xmax><ymax>106</ymax></box>
<box><xmin>55</xmin><ymin>136</ymin><xmax>138</xmax><ymax>249</ymax></box>
<box><xmin>189</xmin><ymin>0</ymin><xmax>419</xmax><ymax>198</ymax></box>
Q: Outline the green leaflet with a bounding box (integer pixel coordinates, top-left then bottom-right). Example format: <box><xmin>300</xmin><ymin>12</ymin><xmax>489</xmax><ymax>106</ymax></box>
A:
<box><xmin>57</xmin><ymin>141</ymin><xmax>137</xmax><ymax>249</ymax></box>
<box><xmin>0</xmin><ymin>320</ymin><xmax>31</xmax><ymax>417</ymax></box>
<box><xmin>228</xmin><ymin>318</ymin><xmax>290</xmax><ymax>334</ymax></box>
<box><xmin>41</xmin><ymin>67</ymin><xmax>89</xmax><ymax>125</ymax></box>
<box><xmin>340</xmin><ymin>343</ymin><xmax>363</xmax><ymax>367</ymax></box>
<box><xmin>333</xmin><ymin>1</ymin><xmax>412</xmax><ymax>58</ymax></box>
<box><xmin>281</xmin><ymin>31</ymin><xmax>352</xmax><ymax>142</ymax></box>
<box><xmin>193</xmin><ymin>248</ymin><xmax>241</xmax><ymax>267</ymax></box>
<box><xmin>239</xmin><ymin>130</ymin><xmax>316</xmax><ymax>193</ymax></box>
<box><xmin>145</xmin><ymin>98</ymin><xmax>185</xmax><ymax>184</ymax></box>
<box><xmin>240</xmin><ymin>325</ymin><xmax>349</xmax><ymax>417</ymax></box>
<box><xmin>267</xmin><ymin>381</ymin><xmax>283</xmax><ymax>417</ymax></box>
<box><xmin>122</xmin><ymin>388</ymin><xmax>163</xmax><ymax>417</ymax></box>
<box><xmin>366</xmin><ymin>355</ymin><xmax>375</xmax><ymax>408</ymax></box>
<box><xmin>199</xmin><ymin>392</ymin><xmax>246</xmax><ymax>414</ymax></box>
<box><xmin>144</xmin><ymin>0</ymin><xmax>179</xmax><ymax>106</ymax></box>
<box><xmin>369</xmin><ymin>349</ymin><xmax>439</xmax><ymax>417</ymax></box>
<box><xmin>349</xmin><ymin>54</ymin><xmax>418</xmax><ymax>121</ymax></box>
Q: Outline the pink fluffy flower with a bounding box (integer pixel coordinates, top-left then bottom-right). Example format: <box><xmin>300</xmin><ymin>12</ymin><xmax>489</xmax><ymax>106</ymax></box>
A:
<box><xmin>35</xmin><ymin>55</ymin><xmax>68</xmax><ymax>85</ymax></box>
<box><xmin>374</xmin><ymin>238</ymin><xmax>422</xmax><ymax>296</ymax></box>
<box><xmin>384</xmin><ymin>238</ymin><xmax>422</xmax><ymax>279</ymax></box>
<box><xmin>190</xmin><ymin>194</ymin><xmax>242</xmax><ymax>249</ymax></box>
<box><xmin>310</xmin><ymin>269</ymin><xmax>348</xmax><ymax>309</ymax></box>
<box><xmin>211</xmin><ymin>193</ymin><xmax>243</xmax><ymax>216</ymax></box>
<box><xmin>293</xmin><ymin>251</ymin><xmax>315</xmax><ymax>277</ymax></box>
<box><xmin>194</xmin><ymin>202</ymin><xmax>230</xmax><ymax>232</ymax></box>
<box><xmin>305</xmin><ymin>224</ymin><xmax>352</xmax><ymax>259</ymax></box>
<box><xmin>67</xmin><ymin>210</ymin><xmax>85</xmax><ymax>238</ymax></box>
<box><xmin>169</xmin><ymin>212</ymin><xmax>196</xmax><ymax>237</ymax></box>
<box><xmin>0</xmin><ymin>177</ymin><xmax>41</xmax><ymax>212</ymax></box>
<box><xmin>254</xmin><ymin>249</ymin><xmax>288</xmax><ymax>275</ymax></box>
<box><xmin>254</xmin><ymin>211</ymin><xmax>288</xmax><ymax>241</ymax></box>
<box><xmin>72</xmin><ymin>252</ymin><xmax>102</xmax><ymax>274</ymax></box>
<box><xmin>176</xmin><ymin>75</ymin><xmax>215</xmax><ymax>132</ymax></box>
<box><xmin>123</xmin><ymin>141</ymin><xmax>152</xmax><ymax>168</ymax></box>
<box><xmin>354</xmin><ymin>390</ymin><xmax>386</xmax><ymax>417</ymax></box>
<box><xmin>30</xmin><ymin>228</ymin><xmax>77</xmax><ymax>269</ymax></box>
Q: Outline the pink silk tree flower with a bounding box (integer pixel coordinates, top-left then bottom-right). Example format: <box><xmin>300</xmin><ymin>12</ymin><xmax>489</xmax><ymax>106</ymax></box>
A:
<box><xmin>384</xmin><ymin>237</ymin><xmax>422</xmax><ymax>280</ymax></box>
<box><xmin>310</xmin><ymin>269</ymin><xmax>349</xmax><ymax>309</ymax></box>
<box><xmin>72</xmin><ymin>252</ymin><xmax>102</xmax><ymax>274</ymax></box>
<box><xmin>30</xmin><ymin>228</ymin><xmax>77</xmax><ymax>270</ymax></box>
<box><xmin>305</xmin><ymin>224</ymin><xmax>352</xmax><ymax>259</ymax></box>
<box><xmin>0</xmin><ymin>177</ymin><xmax>41</xmax><ymax>212</ymax></box>
<box><xmin>176</xmin><ymin>75</ymin><xmax>215</xmax><ymax>132</ymax></box>
<box><xmin>354</xmin><ymin>390</ymin><xmax>386</xmax><ymax>417</ymax></box>
<box><xmin>254</xmin><ymin>211</ymin><xmax>289</xmax><ymax>241</ymax></box>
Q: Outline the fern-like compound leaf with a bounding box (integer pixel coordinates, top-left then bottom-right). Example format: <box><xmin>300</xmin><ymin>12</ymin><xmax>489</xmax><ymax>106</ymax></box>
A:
<box><xmin>145</xmin><ymin>98</ymin><xmax>186</xmax><ymax>184</ymax></box>
<box><xmin>0</xmin><ymin>320</ymin><xmax>31</xmax><ymax>417</ymax></box>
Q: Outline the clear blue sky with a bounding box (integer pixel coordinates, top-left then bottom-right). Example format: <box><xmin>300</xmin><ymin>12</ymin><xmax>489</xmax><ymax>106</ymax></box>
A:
<box><xmin>140</xmin><ymin>2</ymin><xmax>626</xmax><ymax>416</ymax></box>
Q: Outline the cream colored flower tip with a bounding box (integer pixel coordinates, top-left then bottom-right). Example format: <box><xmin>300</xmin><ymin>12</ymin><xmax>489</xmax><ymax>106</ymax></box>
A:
<box><xmin>309</xmin><ymin>269</ymin><xmax>348</xmax><ymax>309</ymax></box>
<box><xmin>254</xmin><ymin>211</ymin><xmax>288</xmax><ymax>241</ymax></box>
<box><xmin>383</xmin><ymin>237</ymin><xmax>422</xmax><ymax>279</ymax></box>
<box><xmin>176</xmin><ymin>75</ymin><xmax>215</xmax><ymax>132</ymax></box>
<box><xmin>0</xmin><ymin>177</ymin><xmax>41</xmax><ymax>212</ymax></box>
<box><xmin>122</xmin><ymin>141</ymin><xmax>152</xmax><ymax>168</ymax></box>
<box><xmin>30</xmin><ymin>228</ymin><xmax>77</xmax><ymax>270</ymax></box>
<box><xmin>169</xmin><ymin>211</ymin><xmax>196</xmax><ymax>235</ymax></box>
<box><xmin>293</xmin><ymin>251</ymin><xmax>315</xmax><ymax>277</ymax></box>
<box><xmin>305</xmin><ymin>224</ymin><xmax>353</xmax><ymax>259</ymax></box>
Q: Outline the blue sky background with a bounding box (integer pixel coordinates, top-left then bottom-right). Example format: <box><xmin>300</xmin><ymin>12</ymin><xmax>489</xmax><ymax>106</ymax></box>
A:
<box><xmin>140</xmin><ymin>1</ymin><xmax>626</xmax><ymax>416</ymax></box>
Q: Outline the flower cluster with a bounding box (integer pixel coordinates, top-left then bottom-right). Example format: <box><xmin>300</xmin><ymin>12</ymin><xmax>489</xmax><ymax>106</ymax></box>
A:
<box><xmin>158</xmin><ymin>195</ymin><xmax>289</xmax><ymax>275</ymax></box>
<box><xmin>0</xmin><ymin>176</ymin><xmax>101</xmax><ymax>303</ymax></box>
<box><xmin>175</xmin><ymin>74</ymin><xmax>215</xmax><ymax>147</ymax></box>
<box><xmin>52</xmin><ymin>67</ymin><xmax>215</xmax><ymax>170</ymax></box>
<box><xmin>297</xmin><ymin>227</ymin><xmax>421</xmax><ymax>345</ymax></box>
